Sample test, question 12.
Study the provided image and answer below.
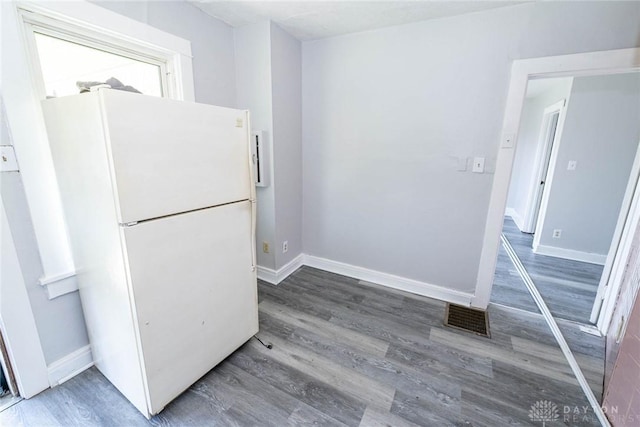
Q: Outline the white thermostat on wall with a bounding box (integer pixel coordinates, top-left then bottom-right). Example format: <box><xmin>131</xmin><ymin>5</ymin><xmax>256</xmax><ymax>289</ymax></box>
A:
<box><xmin>251</xmin><ymin>131</ymin><xmax>268</xmax><ymax>187</ymax></box>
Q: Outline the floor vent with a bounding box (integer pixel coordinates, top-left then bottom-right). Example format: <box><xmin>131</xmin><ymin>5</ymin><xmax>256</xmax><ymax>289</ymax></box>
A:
<box><xmin>444</xmin><ymin>304</ymin><xmax>490</xmax><ymax>337</ymax></box>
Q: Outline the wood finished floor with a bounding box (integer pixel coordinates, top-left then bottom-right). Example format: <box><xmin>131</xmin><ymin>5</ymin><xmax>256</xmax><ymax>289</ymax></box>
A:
<box><xmin>491</xmin><ymin>218</ymin><xmax>603</xmax><ymax>325</ymax></box>
<box><xmin>2</xmin><ymin>266</ymin><xmax>604</xmax><ymax>426</ymax></box>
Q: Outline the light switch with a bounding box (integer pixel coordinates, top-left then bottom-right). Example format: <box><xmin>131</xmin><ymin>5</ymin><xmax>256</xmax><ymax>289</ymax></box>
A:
<box><xmin>502</xmin><ymin>133</ymin><xmax>515</xmax><ymax>148</ymax></box>
<box><xmin>472</xmin><ymin>157</ymin><xmax>485</xmax><ymax>173</ymax></box>
<box><xmin>0</xmin><ymin>146</ymin><xmax>18</xmax><ymax>172</ymax></box>
<box><xmin>567</xmin><ymin>160</ymin><xmax>577</xmax><ymax>171</ymax></box>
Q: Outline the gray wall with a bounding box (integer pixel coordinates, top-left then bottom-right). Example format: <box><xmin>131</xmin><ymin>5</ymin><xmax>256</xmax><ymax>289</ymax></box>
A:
<box><xmin>234</xmin><ymin>21</ymin><xmax>277</xmax><ymax>270</ymax></box>
<box><xmin>95</xmin><ymin>1</ymin><xmax>236</xmax><ymax>108</ymax></box>
<box><xmin>1</xmin><ymin>101</ymin><xmax>89</xmax><ymax>365</ymax></box>
<box><xmin>538</xmin><ymin>73</ymin><xmax>640</xmax><ymax>255</ymax></box>
<box><xmin>506</xmin><ymin>78</ymin><xmax>573</xmax><ymax>230</ymax></box>
<box><xmin>302</xmin><ymin>2</ymin><xmax>640</xmax><ymax>293</ymax></box>
<box><xmin>271</xmin><ymin>23</ymin><xmax>303</xmax><ymax>270</ymax></box>
<box><xmin>234</xmin><ymin>21</ymin><xmax>304</xmax><ymax>272</ymax></box>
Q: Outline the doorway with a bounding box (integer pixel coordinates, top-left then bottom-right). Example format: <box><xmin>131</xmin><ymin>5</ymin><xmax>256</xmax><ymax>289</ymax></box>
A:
<box><xmin>492</xmin><ymin>72</ymin><xmax>640</xmax><ymax>326</ymax></box>
<box><xmin>526</xmin><ymin>100</ymin><xmax>563</xmax><ymax>235</ymax></box>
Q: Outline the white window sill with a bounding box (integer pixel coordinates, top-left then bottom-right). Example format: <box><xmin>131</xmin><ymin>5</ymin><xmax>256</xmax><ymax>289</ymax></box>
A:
<box><xmin>39</xmin><ymin>272</ymin><xmax>78</xmax><ymax>299</ymax></box>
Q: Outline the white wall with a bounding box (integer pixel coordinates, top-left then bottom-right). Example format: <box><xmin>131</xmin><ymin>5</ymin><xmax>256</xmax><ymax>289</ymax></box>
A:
<box><xmin>271</xmin><ymin>23</ymin><xmax>303</xmax><ymax>270</ymax></box>
<box><xmin>506</xmin><ymin>78</ymin><xmax>573</xmax><ymax>230</ymax></box>
<box><xmin>234</xmin><ymin>21</ymin><xmax>277</xmax><ymax>270</ymax></box>
<box><xmin>302</xmin><ymin>2</ymin><xmax>640</xmax><ymax>295</ymax></box>
<box><xmin>537</xmin><ymin>73</ymin><xmax>640</xmax><ymax>257</ymax></box>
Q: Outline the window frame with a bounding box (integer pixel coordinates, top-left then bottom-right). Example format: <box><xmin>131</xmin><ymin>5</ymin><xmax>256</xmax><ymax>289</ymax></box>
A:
<box><xmin>20</xmin><ymin>7</ymin><xmax>175</xmax><ymax>101</ymax></box>
<box><xmin>28</xmin><ymin>27</ymin><xmax>169</xmax><ymax>99</ymax></box>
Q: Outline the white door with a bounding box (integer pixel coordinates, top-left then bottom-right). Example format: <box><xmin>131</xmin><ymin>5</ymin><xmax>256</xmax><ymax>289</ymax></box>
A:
<box><xmin>121</xmin><ymin>200</ymin><xmax>258</xmax><ymax>415</ymax></box>
<box><xmin>101</xmin><ymin>90</ymin><xmax>251</xmax><ymax>224</ymax></box>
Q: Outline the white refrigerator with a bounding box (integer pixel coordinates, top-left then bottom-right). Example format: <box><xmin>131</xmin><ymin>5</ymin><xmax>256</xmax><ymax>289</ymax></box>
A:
<box><xmin>42</xmin><ymin>89</ymin><xmax>259</xmax><ymax>418</ymax></box>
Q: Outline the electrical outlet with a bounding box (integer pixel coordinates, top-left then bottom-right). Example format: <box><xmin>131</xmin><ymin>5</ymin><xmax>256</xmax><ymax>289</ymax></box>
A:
<box><xmin>262</xmin><ymin>242</ymin><xmax>270</xmax><ymax>253</ymax></box>
<box><xmin>552</xmin><ymin>229</ymin><xmax>562</xmax><ymax>239</ymax></box>
<box><xmin>282</xmin><ymin>241</ymin><xmax>288</xmax><ymax>253</ymax></box>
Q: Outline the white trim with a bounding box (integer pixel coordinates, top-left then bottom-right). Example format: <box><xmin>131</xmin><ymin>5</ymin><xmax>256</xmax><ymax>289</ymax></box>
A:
<box><xmin>504</xmin><ymin>207</ymin><xmax>525</xmax><ymax>232</ymax></box>
<box><xmin>500</xmin><ymin>235</ymin><xmax>610</xmax><ymax>427</ymax></box>
<box><xmin>0</xmin><ymin>197</ymin><xmax>49</xmax><ymax>398</ymax></box>
<box><xmin>532</xmin><ymin>244</ymin><xmax>606</xmax><ymax>265</ymax></box>
<box><xmin>259</xmin><ymin>253</ymin><xmax>475</xmax><ymax>306</ymax></box>
<box><xmin>530</xmin><ymin>99</ymin><xmax>571</xmax><ymax>251</ymax></box>
<box><xmin>525</xmin><ymin>98</ymin><xmax>570</xmax><ymax>235</ymax></box>
<box><xmin>304</xmin><ymin>255</ymin><xmax>474</xmax><ymax>307</ymax></box>
<box><xmin>257</xmin><ymin>254</ymin><xmax>304</xmax><ymax>285</ymax></box>
<box><xmin>38</xmin><ymin>270</ymin><xmax>79</xmax><ymax>299</ymax></box>
<box><xmin>591</xmin><ymin>140</ymin><xmax>640</xmax><ymax>325</ymax></box>
<box><xmin>595</xmin><ymin>152</ymin><xmax>640</xmax><ymax>333</ymax></box>
<box><xmin>43</xmin><ymin>275</ymin><xmax>79</xmax><ymax>299</ymax></box>
<box><xmin>18</xmin><ymin>1</ymin><xmax>192</xmax><ymax>59</ymax></box>
<box><xmin>256</xmin><ymin>266</ymin><xmax>277</xmax><ymax>284</ymax></box>
<box><xmin>38</xmin><ymin>270</ymin><xmax>75</xmax><ymax>286</ymax></box>
<box><xmin>47</xmin><ymin>345</ymin><xmax>93</xmax><ymax>387</ymax></box>
<box><xmin>475</xmin><ymin>47</ymin><xmax>640</xmax><ymax>309</ymax></box>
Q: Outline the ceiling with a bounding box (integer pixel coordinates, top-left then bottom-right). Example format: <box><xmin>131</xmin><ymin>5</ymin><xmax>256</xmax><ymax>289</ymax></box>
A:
<box><xmin>190</xmin><ymin>1</ymin><xmax>530</xmax><ymax>41</ymax></box>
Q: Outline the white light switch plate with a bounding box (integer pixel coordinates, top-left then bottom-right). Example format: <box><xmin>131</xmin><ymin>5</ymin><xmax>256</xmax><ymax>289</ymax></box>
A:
<box><xmin>0</xmin><ymin>146</ymin><xmax>19</xmax><ymax>172</ymax></box>
<box><xmin>472</xmin><ymin>157</ymin><xmax>485</xmax><ymax>173</ymax></box>
<box><xmin>567</xmin><ymin>160</ymin><xmax>577</xmax><ymax>171</ymax></box>
<box><xmin>502</xmin><ymin>133</ymin><xmax>515</xmax><ymax>148</ymax></box>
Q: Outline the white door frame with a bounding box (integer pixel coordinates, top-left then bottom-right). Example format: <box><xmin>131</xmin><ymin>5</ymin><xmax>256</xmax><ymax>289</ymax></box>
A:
<box><xmin>590</xmin><ymin>140</ymin><xmax>640</xmax><ymax>327</ymax></box>
<box><xmin>473</xmin><ymin>48</ymin><xmax>640</xmax><ymax>331</ymax></box>
<box><xmin>523</xmin><ymin>99</ymin><xmax>568</xmax><ymax>234</ymax></box>
<box><xmin>0</xmin><ymin>197</ymin><xmax>49</xmax><ymax>398</ymax></box>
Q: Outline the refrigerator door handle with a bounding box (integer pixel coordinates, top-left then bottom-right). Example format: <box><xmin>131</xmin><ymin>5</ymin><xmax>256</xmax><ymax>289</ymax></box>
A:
<box><xmin>250</xmin><ymin>198</ymin><xmax>257</xmax><ymax>272</ymax></box>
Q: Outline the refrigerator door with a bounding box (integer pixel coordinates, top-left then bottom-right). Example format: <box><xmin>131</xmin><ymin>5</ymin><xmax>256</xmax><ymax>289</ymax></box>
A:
<box><xmin>101</xmin><ymin>90</ymin><xmax>251</xmax><ymax>224</ymax></box>
<box><xmin>121</xmin><ymin>200</ymin><xmax>258</xmax><ymax>415</ymax></box>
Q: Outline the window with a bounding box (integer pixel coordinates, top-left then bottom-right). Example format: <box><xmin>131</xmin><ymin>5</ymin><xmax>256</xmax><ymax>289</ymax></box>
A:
<box><xmin>33</xmin><ymin>32</ymin><xmax>164</xmax><ymax>98</ymax></box>
<box><xmin>18</xmin><ymin>4</ymin><xmax>192</xmax><ymax>101</ymax></box>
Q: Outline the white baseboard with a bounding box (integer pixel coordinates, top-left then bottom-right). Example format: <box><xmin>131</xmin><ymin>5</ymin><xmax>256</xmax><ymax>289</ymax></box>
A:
<box><xmin>257</xmin><ymin>254</ymin><xmax>304</xmax><ymax>285</ymax></box>
<box><xmin>47</xmin><ymin>345</ymin><xmax>93</xmax><ymax>387</ymax></box>
<box><xmin>533</xmin><ymin>244</ymin><xmax>606</xmax><ymax>265</ymax></box>
<box><xmin>303</xmin><ymin>255</ymin><xmax>474</xmax><ymax>307</ymax></box>
<box><xmin>505</xmin><ymin>208</ymin><xmax>526</xmax><ymax>232</ymax></box>
<box><xmin>258</xmin><ymin>252</ymin><xmax>476</xmax><ymax>306</ymax></box>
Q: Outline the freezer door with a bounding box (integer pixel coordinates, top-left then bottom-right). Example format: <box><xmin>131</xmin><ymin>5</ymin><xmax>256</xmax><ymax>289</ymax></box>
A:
<box><xmin>101</xmin><ymin>90</ymin><xmax>251</xmax><ymax>224</ymax></box>
<box><xmin>121</xmin><ymin>200</ymin><xmax>258</xmax><ymax>415</ymax></box>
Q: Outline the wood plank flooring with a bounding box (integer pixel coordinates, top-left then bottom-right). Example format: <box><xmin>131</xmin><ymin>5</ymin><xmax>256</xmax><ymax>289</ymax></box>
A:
<box><xmin>491</xmin><ymin>218</ymin><xmax>603</xmax><ymax>324</ymax></box>
<box><xmin>1</xmin><ymin>266</ymin><xmax>604</xmax><ymax>426</ymax></box>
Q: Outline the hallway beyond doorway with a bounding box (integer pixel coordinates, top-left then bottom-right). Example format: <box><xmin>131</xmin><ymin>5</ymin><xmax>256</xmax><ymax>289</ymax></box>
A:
<box><xmin>492</xmin><ymin>217</ymin><xmax>602</xmax><ymax>325</ymax></box>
